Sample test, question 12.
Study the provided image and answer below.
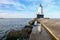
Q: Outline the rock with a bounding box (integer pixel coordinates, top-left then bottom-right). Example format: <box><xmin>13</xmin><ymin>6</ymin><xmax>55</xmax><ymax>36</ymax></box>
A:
<box><xmin>24</xmin><ymin>25</ymin><xmax>33</xmax><ymax>34</ymax></box>
<box><xmin>24</xmin><ymin>25</ymin><xmax>33</xmax><ymax>29</ymax></box>
<box><xmin>6</xmin><ymin>25</ymin><xmax>33</xmax><ymax>40</ymax></box>
<box><xmin>6</xmin><ymin>30</ymin><xmax>21</xmax><ymax>40</ymax></box>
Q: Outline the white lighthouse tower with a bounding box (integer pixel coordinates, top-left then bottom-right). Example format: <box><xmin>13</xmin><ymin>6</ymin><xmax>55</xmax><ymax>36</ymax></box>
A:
<box><xmin>37</xmin><ymin>4</ymin><xmax>44</xmax><ymax>18</ymax></box>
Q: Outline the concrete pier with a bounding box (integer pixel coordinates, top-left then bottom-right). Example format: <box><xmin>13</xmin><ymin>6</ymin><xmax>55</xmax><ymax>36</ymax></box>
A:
<box><xmin>29</xmin><ymin>24</ymin><xmax>52</xmax><ymax>40</ymax></box>
<box><xmin>37</xmin><ymin>18</ymin><xmax>60</xmax><ymax>40</ymax></box>
<box><xmin>29</xmin><ymin>18</ymin><xmax>37</xmax><ymax>25</ymax></box>
<box><xmin>29</xmin><ymin>18</ymin><xmax>60</xmax><ymax>40</ymax></box>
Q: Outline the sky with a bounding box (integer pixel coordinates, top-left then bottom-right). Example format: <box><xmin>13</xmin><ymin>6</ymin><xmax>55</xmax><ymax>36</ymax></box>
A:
<box><xmin>0</xmin><ymin>0</ymin><xmax>60</xmax><ymax>18</ymax></box>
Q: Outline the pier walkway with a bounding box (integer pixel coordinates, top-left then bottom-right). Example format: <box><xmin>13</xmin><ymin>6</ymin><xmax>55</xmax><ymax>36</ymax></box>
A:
<box><xmin>37</xmin><ymin>18</ymin><xmax>60</xmax><ymax>40</ymax></box>
<box><xmin>29</xmin><ymin>18</ymin><xmax>60</xmax><ymax>40</ymax></box>
<box><xmin>29</xmin><ymin>25</ymin><xmax>52</xmax><ymax>40</ymax></box>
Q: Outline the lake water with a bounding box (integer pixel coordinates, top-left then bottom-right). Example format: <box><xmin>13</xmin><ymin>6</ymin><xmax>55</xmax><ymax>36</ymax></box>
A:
<box><xmin>0</xmin><ymin>18</ymin><xmax>32</xmax><ymax>40</ymax></box>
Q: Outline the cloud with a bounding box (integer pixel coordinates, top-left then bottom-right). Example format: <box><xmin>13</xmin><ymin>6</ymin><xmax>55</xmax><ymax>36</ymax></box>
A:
<box><xmin>41</xmin><ymin>0</ymin><xmax>56</xmax><ymax>12</ymax></box>
<box><xmin>41</xmin><ymin>0</ymin><xmax>54</xmax><ymax>4</ymax></box>
<box><xmin>0</xmin><ymin>0</ymin><xmax>25</xmax><ymax>10</ymax></box>
<box><xmin>41</xmin><ymin>0</ymin><xmax>56</xmax><ymax>8</ymax></box>
<box><xmin>25</xmin><ymin>0</ymin><xmax>40</xmax><ymax>1</ymax></box>
<box><xmin>44</xmin><ymin>11</ymin><xmax>60</xmax><ymax>18</ymax></box>
<box><xmin>0</xmin><ymin>0</ymin><xmax>39</xmax><ymax>11</ymax></box>
<box><xmin>0</xmin><ymin>0</ymin><xmax>60</xmax><ymax>18</ymax></box>
<box><xmin>0</xmin><ymin>10</ymin><xmax>36</xmax><ymax>18</ymax></box>
<box><xmin>40</xmin><ymin>0</ymin><xmax>60</xmax><ymax>18</ymax></box>
<box><xmin>0</xmin><ymin>13</ymin><xmax>35</xmax><ymax>18</ymax></box>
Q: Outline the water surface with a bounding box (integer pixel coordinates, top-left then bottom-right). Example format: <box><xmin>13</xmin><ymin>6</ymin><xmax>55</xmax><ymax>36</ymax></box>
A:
<box><xmin>0</xmin><ymin>18</ymin><xmax>32</xmax><ymax>40</ymax></box>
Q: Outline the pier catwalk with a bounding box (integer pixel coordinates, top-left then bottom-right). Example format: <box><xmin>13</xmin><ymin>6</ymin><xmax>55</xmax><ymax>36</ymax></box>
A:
<box><xmin>29</xmin><ymin>25</ymin><xmax>52</xmax><ymax>40</ymax></box>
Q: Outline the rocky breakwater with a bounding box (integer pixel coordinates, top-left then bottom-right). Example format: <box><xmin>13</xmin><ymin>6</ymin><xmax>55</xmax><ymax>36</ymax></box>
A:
<box><xmin>6</xmin><ymin>25</ymin><xmax>33</xmax><ymax>40</ymax></box>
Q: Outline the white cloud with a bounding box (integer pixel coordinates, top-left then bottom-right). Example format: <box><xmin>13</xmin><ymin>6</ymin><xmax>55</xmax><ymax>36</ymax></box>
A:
<box><xmin>25</xmin><ymin>0</ymin><xmax>40</xmax><ymax>1</ymax></box>
<box><xmin>0</xmin><ymin>0</ymin><xmax>10</xmax><ymax>4</ymax></box>
<box><xmin>41</xmin><ymin>0</ymin><xmax>56</xmax><ymax>8</ymax></box>
<box><xmin>0</xmin><ymin>0</ymin><xmax>25</xmax><ymax>10</ymax></box>
<box><xmin>41</xmin><ymin>0</ymin><xmax>56</xmax><ymax>11</ymax></box>
<box><xmin>0</xmin><ymin>0</ymin><xmax>59</xmax><ymax>18</ymax></box>
<box><xmin>0</xmin><ymin>10</ymin><xmax>36</xmax><ymax>18</ymax></box>
<box><xmin>40</xmin><ymin>0</ymin><xmax>60</xmax><ymax>18</ymax></box>
<box><xmin>44</xmin><ymin>11</ymin><xmax>60</xmax><ymax>18</ymax></box>
<box><xmin>0</xmin><ymin>0</ymin><xmax>38</xmax><ymax>11</ymax></box>
<box><xmin>41</xmin><ymin>0</ymin><xmax>54</xmax><ymax>4</ymax></box>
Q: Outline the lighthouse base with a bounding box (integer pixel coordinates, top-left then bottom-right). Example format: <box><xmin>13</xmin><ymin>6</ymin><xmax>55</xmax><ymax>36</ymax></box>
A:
<box><xmin>37</xmin><ymin>14</ymin><xmax>44</xmax><ymax>18</ymax></box>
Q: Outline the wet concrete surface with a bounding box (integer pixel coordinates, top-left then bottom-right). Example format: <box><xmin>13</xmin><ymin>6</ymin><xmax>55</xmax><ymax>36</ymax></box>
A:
<box><xmin>29</xmin><ymin>24</ymin><xmax>52</xmax><ymax>40</ymax></box>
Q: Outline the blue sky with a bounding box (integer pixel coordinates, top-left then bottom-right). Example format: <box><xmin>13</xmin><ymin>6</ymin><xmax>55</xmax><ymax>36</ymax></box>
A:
<box><xmin>0</xmin><ymin>0</ymin><xmax>60</xmax><ymax>18</ymax></box>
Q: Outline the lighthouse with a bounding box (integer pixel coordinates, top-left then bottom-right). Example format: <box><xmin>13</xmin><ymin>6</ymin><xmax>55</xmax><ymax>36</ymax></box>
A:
<box><xmin>37</xmin><ymin>4</ymin><xmax>44</xmax><ymax>18</ymax></box>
